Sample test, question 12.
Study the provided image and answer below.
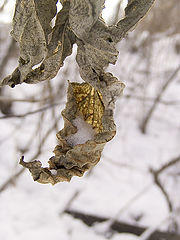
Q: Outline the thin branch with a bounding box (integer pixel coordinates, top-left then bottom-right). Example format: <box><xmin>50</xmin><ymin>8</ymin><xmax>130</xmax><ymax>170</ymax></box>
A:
<box><xmin>0</xmin><ymin>96</ymin><xmax>52</xmax><ymax>103</ymax></box>
<box><xmin>140</xmin><ymin>64</ymin><xmax>180</xmax><ymax>133</ymax></box>
<box><xmin>139</xmin><ymin>212</ymin><xmax>177</xmax><ymax>240</ymax></box>
<box><xmin>0</xmin><ymin>168</ymin><xmax>25</xmax><ymax>193</ymax></box>
<box><xmin>93</xmin><ymin>183</ymin><xmax>153</xmax><ymax>239</ymax></box>
<box><xmin>0</xmin><ymin>116</ymin><xmax>61</xmax><ymax>193</ymax></box>
<box><xmin>124</xmin><ymin>94</ymin><xmax>180</xmax><ymax>106</ymax></box>
<box><xmin>65</xmin><ymin>209</ymin><xmax>180</xmax><ymax>240</ymax></box>
<box><xmin>155</xmin><ymin>155</ymin><xmax>180</xmax><ymax>175</ymax></box>
<box><xmin>152</xmin><ymin>170</ymin><xmax>173</xmax><ymax>212</ymax></box>
<box><xmin>0</xmin><ymin>102</ymin><xmax>64</xmax><ymax>119</ymax></box>
<box><xmin>150</xmin><ymin>155</ymin><xmax>180</xmax><ymax>212</ymax></box>
<box><xmin>59</xmin><ymin>191</ymin><xmax>80</xmax><ymax>217</ymax></box>
<box><xmin>103</xmin><ymin>155</ymin><xmax>148</xmax><ymax>174</ymax></box>
<box><xmin>47</xmin><ymin>80</ymin><xmax>59</xmax><ymax>133</ymax></box>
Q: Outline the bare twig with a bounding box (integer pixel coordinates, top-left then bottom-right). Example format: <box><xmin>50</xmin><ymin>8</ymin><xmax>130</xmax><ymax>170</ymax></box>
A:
<box><xmin>47</xmin><ymin>81</ymin><xmax>59</xmax><ymax>133</ymax></box>
<box><xmin>0</xmin><ymin>39</ymin><xmax>16</xmax><ymax>113</ymax></box>
<box><xmin>155</xmin><ymin>155</ymin><xmax>180</xmax><ymax>175</ymax></box>
<box><xmin>139</xmin><ymin>212</ymin><xmax>177</xmax><ymax>240</ymax></box>
<box><xmin>0</xmin><ymin>96</ymin><xmax>52</xmax><ymax>103</ymax></box>
<box><xmin>93</xmin><ymin>183</ymin><xmax>153</xmax><ymax>239</ymax></box>
<box><xmin>150</xmin><ymin>155</ymin><xmax>180</xmax><ymax>212</ymax></box>
<box><xmin>0</xmin><ymin>116</ymin><xmax>61</xmax><ymax>193</ymax></box>
<box><xmin>124</xmin><ymin>94</ymin><xmax>180</xmax><ymax>105</ymax></box>
<box><xmin>65</xmin><ymin>209</ymin><xmax>180</xmax><ymax>240</ymax></box>
<box><xmin>140</xmin><ymin>64</ymin><xmax>180</xmax><ymax>133</ymax></box>
<box><xmin>103</xmin><ymin>155</ymin><xmax>148</xmax><ymax>174</ymax></box>
<box><xmin>0</xmin><ymin>102</ymin><xmax>63</xmax><ymax>119</ymax></box>
<box><xmin>0</xmin><ymin>168</ymin><xmax>25</xmax><ymax>193</ymax></box>
<box><xmin>152</xmin><ymin>170</ymin><xmax>173</xmax><ymax>212</ymax></box>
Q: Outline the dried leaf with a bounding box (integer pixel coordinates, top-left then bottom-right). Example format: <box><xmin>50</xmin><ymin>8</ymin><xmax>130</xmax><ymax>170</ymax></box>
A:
<box><xmin>69</xmin><ymin>0</ymin><xmax>105</xmax><ymax>39</ymax></box>
<box><xmin>115</xmin><ymin>0</ymin><xmax>156</xmax><ymax>39</ymax></box>
<box><xmin>74</xmin><ymin>0</ymin><xmax>155</xmax><ymax>87</ymax></box>
<box><xmin>34</xmin><ymin>0</ymin><xmax>58</xmax><ymax>41</ymax></box>
<box><xmin>20</xmin><ymin>81</ymin><xmax>124</xmax><ymax>184</ymax></box>
<box><xmin>1</xmin><ymin>0</ymin><xmax>156</xmax><ymax>184</ymax></box>
<box><xmin>1</xmin><ymin>0</ymin><xmax>155</xmax><ymax>87</ymax></box>
<box><xmin>11</xmin><ymin>0</ymin><xmax>47</xmax><ymax>82</ymax></box>
<box><xmin>24</xmin><ymin>2</ymin><xmax>76</xmax><ymax>84</ymax></box>
<box><xmin>2</xmin><ymin>0</ymin><xmax>75</xmax><ymax>86</ymax></box>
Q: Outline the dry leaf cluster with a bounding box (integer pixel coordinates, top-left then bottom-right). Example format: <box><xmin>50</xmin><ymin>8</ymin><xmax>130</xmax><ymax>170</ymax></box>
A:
<box><xmin>1</xmin><ymin>0</ymin><xmax>155</xmax><ymax>184</ymax></box>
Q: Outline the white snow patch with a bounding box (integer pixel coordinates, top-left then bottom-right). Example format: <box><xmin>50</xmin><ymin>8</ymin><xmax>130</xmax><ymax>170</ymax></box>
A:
<box><xmin>32</xmin><ymin>60</ymin><xmax>44</xmax><ymax>70</ymax></box>
<box><xmin>112</xmin><ymin>233</ymin><xmax>139</xmax><ymax>240</ymax></box>
<box><xmin>50</xmin><ymin>170</ymin><xmax>57</xmax><ymax>176</ymax></box>
<box><xmin>66</xmin><ymin>116</ymin><xmax>95</xmax><ymax>147</ymax></box>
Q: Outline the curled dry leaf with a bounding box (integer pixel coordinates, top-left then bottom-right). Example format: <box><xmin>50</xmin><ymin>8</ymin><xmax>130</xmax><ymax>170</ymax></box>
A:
<box><xmin>20</xmin><ymin>81</ymin><xmax>124</xmax><ymax>184</ymax></box>
<box><xmin>2</xmin><ymin>0</ymin><xmax>75</xmax><ymax>87</ymax></box>
<box><xmin>1</xmin><ymin>0</ymin><xmax>155</xmax><ymax>184</ymax></box>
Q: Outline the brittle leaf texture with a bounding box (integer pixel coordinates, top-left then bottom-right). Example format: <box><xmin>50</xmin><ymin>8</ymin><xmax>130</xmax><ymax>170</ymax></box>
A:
<box><xmin>2</xmin><ymin>0</ymin><xmax>155</xmax><ymax>184</ymax></box>
<box><xmin>20</xmin><ymin>81</ymin><xmax>124</xmax><ymax>184</ymax></box>
<box><xmin>1</xmin><ymin>0</ymin><xmax>75</xmax><ymax>87</ymax></box>
<box><xmin>115</xmin><ymin>0</ymin><xmax>155</xmax><ymax>39</ymax></box>
<box><xmin>0</xmin><ymin>0</ymin><xmax>155</xmax><ymax>87</ymax></box>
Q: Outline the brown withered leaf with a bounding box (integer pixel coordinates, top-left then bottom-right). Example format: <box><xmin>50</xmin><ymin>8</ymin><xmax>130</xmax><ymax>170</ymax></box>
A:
<box><xmin>1</xmin><ymin>0</ymin><xmax>155</xmax><ymax>87</ymax></box>
<box><xmin>34</xmin><ymin>0</ymin><xmax>58</xmax><ymax>42</ymax></box>
<box><xmin>20</xmin><ymin>81</ymin><xmax>124</xmax><ymax>184</ymax></box>
<box><xmin>10</xmin><ymin>0</ymin><xmax>47</xmax><ymax>83</ymax></box>
<box><xmin>69</xmin><ymin>0</ymin><xmax>105</xmax><ymax>40</ymax></box>
<box><xmin>115</xmin><ymin>0</ymin><xmax>156</xmax><ymax>39</ymax></box>
<box><xmin>2</xmin><ymin>0</ymin><xmax>155</xmax><ymax>184</ymax></box>
<box><xmin>74</xmin><ymin>0</ymin><xmax>155</xmax><ymax>87</ymax></box>
<box><xmin>1</xmin><ymin>0</ymin><xmax>75</xmax><ymax>87</ymax></box>
<box><xmin>24</xmin><ymin>1</ymin><xmax>76</xmax><ymax>84</ymax></box>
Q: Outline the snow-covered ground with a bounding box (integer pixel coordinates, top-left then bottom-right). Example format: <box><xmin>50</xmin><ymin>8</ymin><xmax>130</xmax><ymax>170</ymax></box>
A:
<box><xmin>0</xmin><ymin>1</ymin><xmax>180</xmax><ymax>240</ymax></box>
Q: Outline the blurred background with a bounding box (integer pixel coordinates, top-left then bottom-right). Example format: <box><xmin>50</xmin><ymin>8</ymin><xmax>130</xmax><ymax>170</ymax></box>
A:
<box><xmin>0</xmin><ymin>0</ymin><xmax>180</xmax><ymax>239</ymax></box>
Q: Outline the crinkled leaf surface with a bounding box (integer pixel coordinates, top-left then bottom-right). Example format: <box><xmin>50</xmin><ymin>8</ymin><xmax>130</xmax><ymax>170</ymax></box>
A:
<box><xmin>2</xmin><ymin>0</ymin><xmax>75</xmax><ymax>86</ymax></box>
<box><xmin>20</xmin><ymin>81</ymin><xmax>124</xmax><ymax>184</ymax></box>
<box><xmin>1</xmin><ymin>0</ymin><xmax>155</xmax><ymax>87</ymax></box>
<box><xmin>71</xmin><ymin>82</ymin><xmax>104</xmax><ymax>133</ymax></box>
<box><xmin>69</xmin><ymin>0</ymin><xmax>105</xmax><ymax>39</ymax></box>
<box><xmin>1</xmin><ymin>0</ymin><xmax>156</xmax><ymax>184</ymax></box>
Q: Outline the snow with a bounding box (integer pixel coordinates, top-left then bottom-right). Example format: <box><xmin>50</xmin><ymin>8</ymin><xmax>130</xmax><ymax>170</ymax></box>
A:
<box><xmin>50</xmin><ymin>169</ymin><xmax>58</xmax><ymax>175</ymax></box>
<box><xmin>112</xmin><ymin>233</ymin><xmax>139</xmax><ymax>240</ymax></box>
<box><xmin>0</xmin><ymin>0</ymin><xmax>15</xmax><ymax>23</ymax></box>
<box><xmin>102</xmin><ymin>0</ymin><xmax>128</xmax><ymax>24</ymax></box>
<box><xmin>1</xmin><ymin>3</ymin><xmax>180</xmax><ymax>240</ymax></box>
<box><xmin>66</xmin><ymin>116</ymin><xmax>95</xmax><ymax>147</ymax></box>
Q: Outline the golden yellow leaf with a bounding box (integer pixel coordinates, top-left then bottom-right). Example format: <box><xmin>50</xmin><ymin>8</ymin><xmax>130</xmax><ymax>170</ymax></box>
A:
<box><xmin>71</xmin><ymin>82</ymin><xmax>104</xmax><ymax>133</ymax></box>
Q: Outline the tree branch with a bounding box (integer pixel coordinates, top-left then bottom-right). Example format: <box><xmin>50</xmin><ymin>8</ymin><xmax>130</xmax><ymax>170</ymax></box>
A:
<box><xmin>140</xmin><ymin>64</ymin><xmax>180</xmax><ymax>133</ymax></box>
<box><xmin>64</xmin><ymin>209</ymin><xmax>180</xmax><ymax>240</ymax></box>
<box><xmin>0</xmin><ymin>102</ymin><xmax>63</xmax><ymax>119</ymax></box>
<box><xmin>0</xmin><ymin>116</ymin><xmax>61</xmax><ymax>193</ymax></box>
<box><xmin>150</xmin><ymin>155</ymin><xmax>180</xmax><ymax>212</ymax></box>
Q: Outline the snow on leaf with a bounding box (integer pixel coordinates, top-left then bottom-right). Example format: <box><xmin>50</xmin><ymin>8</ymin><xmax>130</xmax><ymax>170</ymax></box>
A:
<box><xmin>20</xmin><ymin>81</ymin><xmax>124</xmax><ymax>184</ymax></box>
<box><xmin>4</xmin><ymin>0</ymin><xmax>156</xmax><ymax>184</ymax></box>
<box><xmin>66</xmin><ymin>116</ymin><xmax>95</xmax><ymax>147</ymax></box>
